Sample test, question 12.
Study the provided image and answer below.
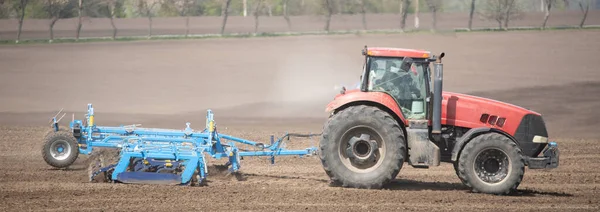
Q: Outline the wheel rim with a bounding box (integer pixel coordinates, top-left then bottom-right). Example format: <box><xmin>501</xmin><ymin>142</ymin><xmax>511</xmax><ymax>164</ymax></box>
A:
<box><xmin>473</xmin><ymin>148</ymin><xmax>511</xmax><ymax>184</ymax></box>
<box><xmin>50</xmin><ymin>139</ymin><xmax>72</xmax><ymax>161</ymax></box>
<box><xmin>338</xmin><ymin>125</ymin><xmax>385</xmax><ymax>173</ymax></box>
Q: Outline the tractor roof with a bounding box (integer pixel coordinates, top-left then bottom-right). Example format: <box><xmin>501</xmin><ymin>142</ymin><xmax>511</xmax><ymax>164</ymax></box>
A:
<box><xmin>364</xmin><ymin>47</ymin><xmax>432</xmax><ymax>59</ymax></box>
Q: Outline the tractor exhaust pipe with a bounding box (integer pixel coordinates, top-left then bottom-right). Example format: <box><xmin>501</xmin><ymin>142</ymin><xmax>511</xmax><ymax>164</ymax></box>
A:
<box><xmin>431</xmin><ymin>52</ymin><xmax>444</xmax><ymax>142</ymax></box>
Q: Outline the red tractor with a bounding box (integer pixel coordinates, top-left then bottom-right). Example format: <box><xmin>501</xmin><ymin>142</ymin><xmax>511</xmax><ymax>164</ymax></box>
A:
<box><xmin>319</xmin><ymin>46</ymin><xmax>559</xmax><ymax>195</ymax></box>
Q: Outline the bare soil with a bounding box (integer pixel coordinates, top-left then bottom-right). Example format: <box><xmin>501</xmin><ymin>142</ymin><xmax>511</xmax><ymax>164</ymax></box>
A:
<box><xmin>0</xmin><ymin>29</ymin><xmax>599</xmax><ymax>211</ymax></box>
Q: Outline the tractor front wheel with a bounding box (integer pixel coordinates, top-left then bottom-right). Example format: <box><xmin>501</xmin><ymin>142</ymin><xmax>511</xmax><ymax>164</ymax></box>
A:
<box><xmin>319</xmin><ymin>105</ymin><xmax>406</xmax><ymax>189</ymax></box>
<box><xmin>456</xmin><ymin>132</ymin><xmax>525</xmax><ymax>195</ymax></box>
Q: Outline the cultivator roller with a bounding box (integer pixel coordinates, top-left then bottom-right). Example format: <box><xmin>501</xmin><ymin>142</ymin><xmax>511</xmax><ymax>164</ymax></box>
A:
<box><xmin>42</xmin><ymin>104</ymin><xmax>319</xmax><ymax>186</ymax></box>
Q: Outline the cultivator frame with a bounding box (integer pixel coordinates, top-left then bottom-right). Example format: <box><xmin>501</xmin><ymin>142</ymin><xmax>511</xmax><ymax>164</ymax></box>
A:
<box><xmin>43</xmin><ymin>104</ymin><xmax>318</xmax><ymax>186</ymax></box>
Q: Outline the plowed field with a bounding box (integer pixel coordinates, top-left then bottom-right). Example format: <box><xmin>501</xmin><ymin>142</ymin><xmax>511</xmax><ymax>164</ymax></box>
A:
<box><xmin>1</xmin><ymin>29</ymin><xmax>599</xmax><ymax>211</ymax></box>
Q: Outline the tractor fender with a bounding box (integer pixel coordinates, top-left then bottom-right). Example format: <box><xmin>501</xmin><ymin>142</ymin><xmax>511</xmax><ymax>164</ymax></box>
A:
<box><xmin>451</xmin><ymin>127</ymin><xmax>520</xmax><ymax>162</ymax></box>
<box><xmin>326</xmin><ymin>91</ymin><xmax>407</xmax><ymax>127</ymax></box>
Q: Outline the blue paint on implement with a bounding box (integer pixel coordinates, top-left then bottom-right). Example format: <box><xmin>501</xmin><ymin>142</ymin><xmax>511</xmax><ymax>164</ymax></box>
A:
<box><xmin>48</xmin><ymin>103</ymin><xmax>319</xmax><ymax>186</ymax></box>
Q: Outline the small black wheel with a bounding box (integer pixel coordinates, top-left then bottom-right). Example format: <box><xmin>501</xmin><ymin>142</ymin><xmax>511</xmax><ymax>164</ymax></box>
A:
<box><xmin>457</xmin><ymin>132</ymin><xmax>525</xmax><ymax>195</ymax></box>
<box><xmin>319</xmin><ymin>105</ymin><xmax>406</xmax><ymax>189</ymax></box>
<box><xmin>42</xmin><ymin>131</ymin><xmax>79</xmax><ymax>168</ymax></box>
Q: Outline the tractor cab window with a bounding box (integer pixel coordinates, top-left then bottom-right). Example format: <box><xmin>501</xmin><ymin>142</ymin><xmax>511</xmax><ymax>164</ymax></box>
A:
<box><xmin>367</xmin><ymin>57</ymin><xmax>428</xmax><ymax>120</ymax></box>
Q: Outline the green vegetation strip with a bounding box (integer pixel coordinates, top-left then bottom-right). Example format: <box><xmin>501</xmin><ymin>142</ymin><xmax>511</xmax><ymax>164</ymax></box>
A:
<box><xmin>1</xmin><ymin>25</ymin><xmax>599</xmax><ymax>45</ymax></box>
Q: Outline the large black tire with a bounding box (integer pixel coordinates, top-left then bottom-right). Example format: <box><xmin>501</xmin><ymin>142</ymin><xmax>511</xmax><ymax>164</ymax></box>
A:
<box><xmin>319</xmin><ymin>105</ymin><xmax>406</xmax><ymax>189</ymax></box>
<box><xmin>454</xmin><ymin>161</ymin><xmax>467</xmax><ymax>185</ymax></box>
<box><xmin>42</xmin><ymin>131</ymin><xmax>80</xmax><ymax>168</ymax></box>
<box><xmin>457</xmin><ymin>132</ymin><xmax>525</xmax><ymax>195</ymax></box>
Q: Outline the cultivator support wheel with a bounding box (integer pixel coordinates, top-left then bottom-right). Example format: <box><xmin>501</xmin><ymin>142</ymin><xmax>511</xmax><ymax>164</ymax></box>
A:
<box><xmin>42</xmin><ymin>131</ymin><xmax>80</xmax><ymax>169</ymax></box>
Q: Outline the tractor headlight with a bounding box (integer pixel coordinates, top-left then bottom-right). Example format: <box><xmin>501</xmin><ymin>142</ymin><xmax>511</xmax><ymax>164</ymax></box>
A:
<box><xmin>533</xmin><ymin>135</ymin><xmax>549</xmax><ymax>143</ymax></box>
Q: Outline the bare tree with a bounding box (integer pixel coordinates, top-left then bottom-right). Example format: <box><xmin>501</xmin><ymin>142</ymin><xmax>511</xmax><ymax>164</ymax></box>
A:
<box><xmin>360</xmin><ymin>0</ymin><xmax>367</xmax><ymax>30</ymax></box>
<box><xmin>75</xmin><ymin>0</ymin><xmax>83</xmax><ymax>41</ymax></box>
<box><xmin>283</xmin><ymin>0</ymin><xmax>291</xmax><ymax>31</ymax></box>
<box><xmin>425</xmin><ymin>0</ymin><xmax>441</xmax><ymax>32</ymax></box>
<box><xmin>243</xmin><ymin>0</ymin><xmax>247</xmax><ymax>17</ymax></box>
<box><xmin>541</xmin><ymin>0</ymin><xmax>554</xmax><ymax>29</ymax></box>
<box><xmin>264</xmin><ymin>0</ymin><xmax>272</xmax><ymax>16</ymax></box>
<box><xmin>45</xmin><ymin>0</ymin><xmax>69</xmax><ymax>43</ymax></box>
<box><xmin>171</xmin><ymin>0</ymin><xmax>195</xmax><ymax>37</ymax></box>
<box><xmin>578</xmin><ymin>0</ymin><xmax>590</xmax><ymax>28</ymax></box>
<box><xmin>323</xmin><ymin>0</ymin><xmax>333</xmax><ymax>32</ymax></box>
<box><xmin>468</xmin><ymin>0</ymin><xmax>476</xmax><ymax>30</ymax></box>
<box><xmin>11</xmin><ymin>0</ymin><xmax>29</xmax><ymax>43</ymax></box>
<box><xmin>400</xmin><ymin>0</ymin><xmax>410</xmax><ymax>31</ymax></box>
<box><xmin>253</xmin><ymin>0</ymin><xmax>263</xmax><ymax>34</ymax></box>
<box><xmin>502</xmin><ymin>0</ymin><xmax>516</xmax><ymax>30</ymax></box>
<box><xmin>479</xmin><ymin>0</ymin><xmax>522</xmax><ymax>30</ymax></box>
<box><xmin>220</xmin><ymin>0</ymin><xmax>231</xmax><ymax>35</ymax></box>
<box><xmin>414</xmin><ymin>0</ymin><xmax>419</xmax><ymax>28</ymax></box>
<box><xmin>99</xmin><ymin>0</ymin><xmax>119</xmax><ymax>40</ymax></box>
<box><xmin>137</xmin><ymin>0</ymin><xmax>159</xmax><ymax>39</ymax></box>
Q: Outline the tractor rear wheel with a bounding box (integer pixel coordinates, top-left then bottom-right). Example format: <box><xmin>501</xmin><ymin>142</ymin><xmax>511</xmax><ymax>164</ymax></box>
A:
<box><xmin>319</xmin><ymin>105</ymin><xmax>406</xmax><ymax>189</ymax></box>
<box><xmin>457</xmin><ymin>132</ymin><xmax>525</xmax><ymax>195</ymax></box>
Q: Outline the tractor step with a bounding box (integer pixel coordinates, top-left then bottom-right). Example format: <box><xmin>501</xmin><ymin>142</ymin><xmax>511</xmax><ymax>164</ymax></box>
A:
<box><xmin>116</xmin><ymin>172</ymin><xmax>182</xmax><ymax>185</ymax></box>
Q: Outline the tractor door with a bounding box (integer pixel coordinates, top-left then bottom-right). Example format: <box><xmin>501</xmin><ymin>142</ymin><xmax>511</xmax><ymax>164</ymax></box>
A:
<box><xmin>366</xmin><ymin>56</ymin><xmax>430</xmax><ymax>120</ymax></box>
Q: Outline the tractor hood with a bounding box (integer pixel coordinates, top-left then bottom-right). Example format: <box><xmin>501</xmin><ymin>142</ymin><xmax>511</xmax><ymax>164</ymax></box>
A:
<box><xmin>442</xmin><ymin>91</ymin><xmax>549</xmax><ymax>157</ymax></box>
<box><xmin>441</xmin><ymin>91</ymin><xmax>541</xmax><ymax>136</ymax></box>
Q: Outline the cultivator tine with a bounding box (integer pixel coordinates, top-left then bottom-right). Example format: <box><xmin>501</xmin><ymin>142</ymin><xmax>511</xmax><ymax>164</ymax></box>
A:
<box><xmin>270</xmin><ymin>135</ymin><xmax>275</xmax><ymax>165</ymax></box>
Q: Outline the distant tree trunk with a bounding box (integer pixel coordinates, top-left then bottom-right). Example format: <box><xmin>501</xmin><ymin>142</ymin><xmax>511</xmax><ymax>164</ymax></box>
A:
<box><xmin>283</xmin><ymin>0</ymin><xmax>291</xmax><ymax>31</ymax></box>
<box><xmin>243</xmin><ymin>0</ymin><xmax>247</xmax><ymax>17</ymax></box>
<box><xmin>254</xmin><ymin>0</ymin><xmax>263</xmax><ymax>34</ymax></box>
<box><xmin>220</xmin><ymin>0</ymin><xmax>232</xmax><ymax>35</ymax></box>
<box><xmin>16</xmin><ymin>0</ymin><xmax>28</xmax><ymax>43</ymax></box>
<box><xmin>49</xmin><ymin>17</ymin><xmax>59</xmax><ymax>43</ymax></box>
<box><xmin>266</xmin><ymin>3</ymin><xmax>272</xmax><ymax>16</ymax></box>
<box><xmin>185</xmin><ymin>15</ymin><xmax>190</xmax><ymax>37</ymax></box>
<box><xmin>147</xmin><ymin>15</ymin><xmax>153</xmax><ymax>38</ymax></box>
<box><xmin>414</xmin><ymin>0</ymin><xmax>419</xmax><ymax>28</ymax></box>
<box><xmin>579</xmin><ymin>0</ymin><xmax>589</xmax><ymax>28</ymax></box>
<box><xmin>468</xmin><ymin>0</ymin><xmax>475</xmax><ymax>30</ymax></box>
<box><xmin>324</xmin><ymin>0</ymin><xmax>333</xmax><ymax>32</ymax></box>
<box><xmin>76</xmin><ymin>0</ymin><xmax>83</xmax><ymax>41</ymax></box>
<box><xmin>496</xmin><ymin>18</ymin><xmax>502</xmax><ymax>29</ymax></box>
<box><xmin>541</xmin><ymin>0</ymin><xmax>552</xmax><ymax>29</ymax></box>
<box><xmin>430</xmin><ymin>3</ymin><xmax>437</xmax><ymax>32</ymax></box>
<box><xmin>398</xmin><ymin>0</ymin><xmax>402</xmax><ymax>14</ymax></box>
<box><xmin>360</xmin><ymin>0</ymin><xmax>367</xmax><ymax>30</ymax></box>
<box><xmin>503</xmin><ymin>0</ymin><xmax>515</xmax><ymax>30</ymax></box>
<box><xmin>400</xmin><ymin>0</ymin><xmax>410</xmax><ymax>31</ymax></box>
<box><xmin>109</xmin><ymin>14</ymin><xmax>117</xmax><ymax>39</ymax></box>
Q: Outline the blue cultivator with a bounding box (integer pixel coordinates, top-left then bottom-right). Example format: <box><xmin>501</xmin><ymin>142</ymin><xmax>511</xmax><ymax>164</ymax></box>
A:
<box><xmin>42</xmin><ymin>104</ymin><xmax>319</xmax><ymax>186</ymax></box>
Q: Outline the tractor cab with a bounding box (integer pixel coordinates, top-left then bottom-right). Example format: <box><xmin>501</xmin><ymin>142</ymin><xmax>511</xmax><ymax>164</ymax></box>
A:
<box><xmin>358</xmin><ymin>47</ymin><xmax>438</xmax><ymax>121</ymax></box>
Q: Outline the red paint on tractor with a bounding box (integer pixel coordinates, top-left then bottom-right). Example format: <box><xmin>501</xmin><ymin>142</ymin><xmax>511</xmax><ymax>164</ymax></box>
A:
<box><xmin>441</xmin><ymin>92</ymin><xmax>539</xmax><ymax>136</ymax></box>
<box><xmin>325</xmin><ymin>89</ymin><xmax>408</xmax><ymax>126</ymax></box>
<box><xmin>366</xmin><ymin>47</ymin><xmax>431</xmax><ymax>58</ymax></box>
<box><xmin>327</xmin><ymin>89</ymin><xmax>541</xmax><ymax>137</ymax></box>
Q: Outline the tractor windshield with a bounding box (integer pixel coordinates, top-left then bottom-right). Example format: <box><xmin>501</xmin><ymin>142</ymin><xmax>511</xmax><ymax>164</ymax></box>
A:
<box><xmin>367</xmin><ymin>57</ymin><xmax>429</xmax><ymax>120</ymax></box>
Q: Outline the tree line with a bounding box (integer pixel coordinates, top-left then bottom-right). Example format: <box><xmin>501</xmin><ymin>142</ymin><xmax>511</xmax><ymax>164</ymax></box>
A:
<box><xmin>0</xmin><ymin>0</ymin><xmax>594</xmax><ymax>43</ymax></box>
